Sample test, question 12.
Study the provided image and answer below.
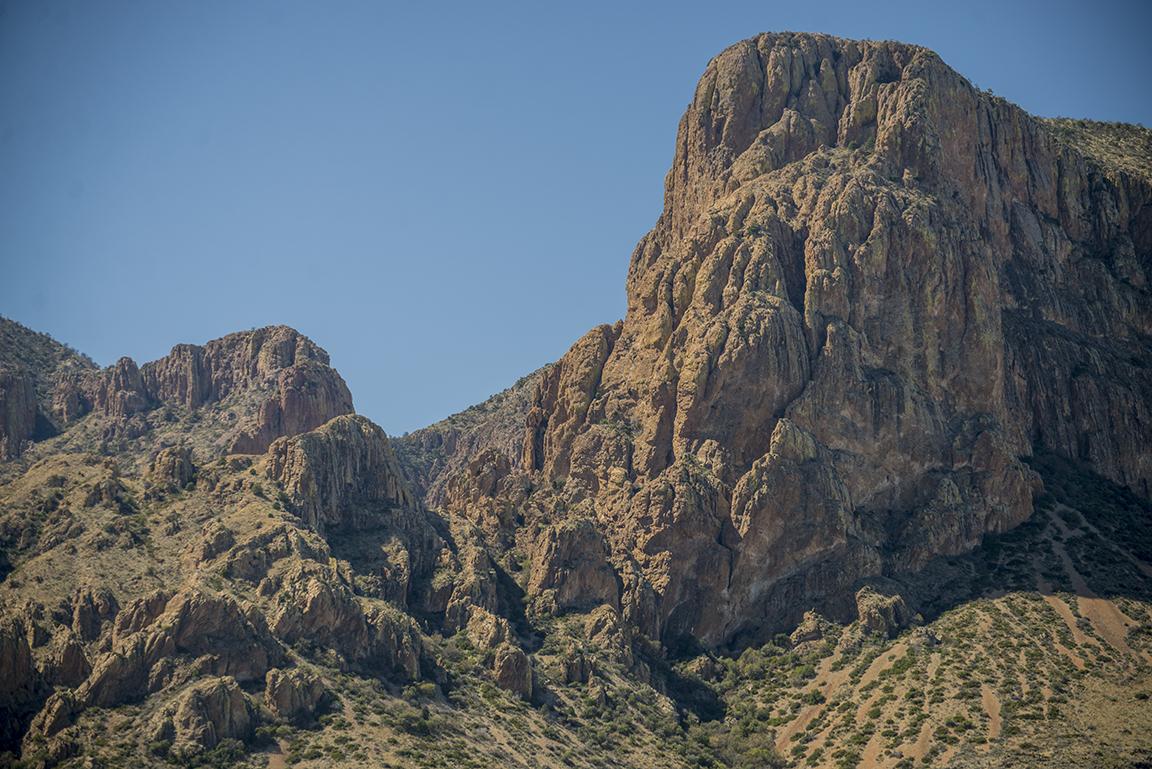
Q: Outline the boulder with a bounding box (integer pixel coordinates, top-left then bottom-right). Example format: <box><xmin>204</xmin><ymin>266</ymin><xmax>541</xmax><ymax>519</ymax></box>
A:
<box><xmin>151</xmin><ymin>677</ymin><xmax>254</xmax><ymax>753</ymax></box>
<box><xmin>492</xmin><ymin>644</ymin><xmax>532</xmax><ymax>700</ymax></box>
<box><xmin>264</xmin><ymin>667</ymin><xmax>327</xmax><ymax>723</ymax></box>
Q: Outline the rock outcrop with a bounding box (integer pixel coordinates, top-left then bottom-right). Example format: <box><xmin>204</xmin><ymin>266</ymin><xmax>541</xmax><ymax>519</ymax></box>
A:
<box><xmin>53</xmin><ymin>326</ymin><xmax>354</xmax><ymax>453</ymax></box>
<box><xmin>0</xmin><ymin>317</ymin><xmax>98</xmax><ymax>459</ymax></box>
<box><xmin>151</xmin><ymin>446</ymin><xmax>195</xmax><ymax>491</ymax></box>
<box><xmin>264</xmin><ymin>667</ymin><xmax>327</xmax><ymax>723</ymax></box>
<box><xmin>0</xmin><ymin>371</ymin><xmax>36</xmax><ymax>461</ymax></box>
<box><xmin>150</xmin><ymin>676</ymin><xmax>255</xmax><ymax>753</ymax></box>
<box><xmin>854</xmin><ymin>586</ymin><xmax>914</xmax><ymax>638</ymax></box>
<box><xmin>267</xmin><ymin>415</ymin><xmax>419</xmax><ymax>532</ymax></box>
<box><xmin>458</xmin><ymin>33</ymin><xmax>1150</xmax><ymax>648</ymax></box>
<box><xmin>0</xmin><ymin>617</ymin><xmax>39</xmax><ymax>750</ymax></box>
<box><xmin>527</xmin><ymin>518</ymin><xmax>620</xmax><ymax>615</ymax></box>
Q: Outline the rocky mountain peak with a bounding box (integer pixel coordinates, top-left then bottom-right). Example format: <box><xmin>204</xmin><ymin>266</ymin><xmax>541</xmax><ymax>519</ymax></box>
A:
<box><xmin>499</xmin><ymin>31</ymin><xmax>1151</xmax><ymax>646</ymax></box>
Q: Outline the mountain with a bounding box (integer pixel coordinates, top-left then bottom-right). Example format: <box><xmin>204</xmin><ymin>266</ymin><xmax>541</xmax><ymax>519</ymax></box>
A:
<box><xmin>1</xmin><ymin>32</ymin><xmax>1150</xmax><ymax>769</ymax></box>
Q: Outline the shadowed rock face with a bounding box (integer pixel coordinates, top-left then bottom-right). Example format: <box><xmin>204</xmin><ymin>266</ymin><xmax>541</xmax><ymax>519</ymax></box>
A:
<box><xmin>0</xmin><ymin>371</ymin><xmax>36</xmax><ymax>461</ymax></box>
<box><xmin>488</xmin><ymin>33</ymin><xmax>1151</xmax><ymax>647</ymax></box>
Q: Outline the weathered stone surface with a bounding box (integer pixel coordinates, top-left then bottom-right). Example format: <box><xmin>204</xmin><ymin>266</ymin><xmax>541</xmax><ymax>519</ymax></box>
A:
<box><xmin>71</xmin><ymin>584</ymin><xmax>119</xmax><ymax>643</ymax></box>
<box><xmin>440</xmin><ymin>449</ymin><xmax>536</xmax><ymax>549</ymax></box>
<box><xmin>51</xmin><ymin>326</ymin><xmax>355</xmax><ymax>452</ymax></box>
<box><xmin>492</xmin><ymin>644</ymin><xmax>532</xmax><ymax>700</ymax></box>
<box><xmin>227</xmin><ymin>360</ymin><xmax>355</xmax><ymax>455</ymax></box>
<box><xmin>269</xmin><ymin>564</ymin><xmax>421</xmax><ymax>677</ymax></box>
<box><xmin>394</xmin><ymin>366</ymin><xmax>550</xmax><ymax>508</ymax></box>
<box><xmin>41</xmin><ymin>629</ymin><xmax>91</xmax><ymax>688</ymax></box>
<box><xmin>583</xmin><ymin>605</ymin><xmax>634</xmax><ymax>668</ymax></box>
<box><xmin>789</xmin><ymin>609</ymin><xmax>832</xmax><ymax>649</ymax></box>
<box><xmin>854</xmin><ymin>586</ymin><xmax>913</xmax><ymax>638</ymax></box>
<box><xmin>264</xmin><ymin>667</ymin><xmax>327</xmax><ymax>723</ymax></box>
<box><xmin>527</xmin><ymin>518</ymin><xmax>619</xmax><ymax>614</ymax></box>
<box><xmin>150</xmin><ymin>676</ymin><xmax>255</xmax><ymax>753</ymax></box>
<box><xmin>267</xmin><ymin>415</ymin><xmax>418</xmax><ymax>532</ymax></box>
<box><xmin>0</xmin><ymin>370</ymin><xmax>36</xmax><ymax>461</ymax></box>
<box><xmin>28</xmin><ymin>588</ymin><xmax>285</xmax><ymax>739</ymax></box>
<box><xmin>152</xmin><ymin>446</ymin><xmax>195</xmax><ymax>491</ymax></box>
<box><xmin>0</xmin><ymin>617</ymin><xmax>39</xmax><ymax>749</ymax></box>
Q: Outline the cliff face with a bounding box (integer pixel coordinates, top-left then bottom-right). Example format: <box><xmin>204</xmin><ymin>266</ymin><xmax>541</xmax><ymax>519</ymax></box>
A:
<box><xmin>0</xmin><ymin>319</ymin><xmax>99</xmax><ymax>461</ymax></box>
<box><xmin>51</xmin><ymin>326</ymin><xmax>355</xmax><ymax>458</ymax></box>
<box><xmin>1</xmin><ymin>33</ymin><xmax>1151</xmax><ymax>768</ymax></box>
<box><xmin>462</xmin><ymin>33</ymin><xmax>1151</xmax><ymax>647</ymax></box>
<box><xmin>0</xmin><ymin>372</ymin><xmax>36</xmax><ymax>462</ymax></box>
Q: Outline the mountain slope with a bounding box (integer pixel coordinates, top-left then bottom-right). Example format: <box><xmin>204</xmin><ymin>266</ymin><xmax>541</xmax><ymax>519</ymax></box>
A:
<box><xmin>0</xmin><ymin>30</ymin><xmax>1150</xmax><ymax>769</ymax></box>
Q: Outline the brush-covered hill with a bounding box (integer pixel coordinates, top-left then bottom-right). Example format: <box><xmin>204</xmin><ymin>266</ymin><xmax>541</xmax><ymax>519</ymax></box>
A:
<box><xmin>1</xmin><ymin>31</ymin><xmax>1150</xmax><ymax>769</ymax></box>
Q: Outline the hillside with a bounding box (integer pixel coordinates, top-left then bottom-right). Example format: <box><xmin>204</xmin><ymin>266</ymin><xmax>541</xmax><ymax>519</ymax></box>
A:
<box><xmin>392</xmin><ymin>365</ymin><xmax>550</xmax><ymax>508</ymax></box>
<box><xmin>1</xmin><ymin>30</ymin><xmax>1150</xmax><ymax>769</ymax></box>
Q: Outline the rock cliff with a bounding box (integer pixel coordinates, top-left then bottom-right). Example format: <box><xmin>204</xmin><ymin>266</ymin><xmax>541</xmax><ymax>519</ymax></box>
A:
<box><xmin>0</xmin><ymin>371</ymin><xmax>36</xmax><ymax>462</ymax></box>
<box><xmin>51</xmin><ymin>326</ymin><xmax>354</xmax><ymax>456</ymax></box>
<box><xmin>456</xmin><ymin>32</ymin><xmax>1150</xmax><ymax>647</ymax></box>
<box><xmin>0</xmin><ymin>318</ymin><xmax>98</xmax><ymax>462</ymax></box>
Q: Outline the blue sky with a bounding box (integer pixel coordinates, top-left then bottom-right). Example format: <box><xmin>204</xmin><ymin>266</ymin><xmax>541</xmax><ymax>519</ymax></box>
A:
<box><xmin>2</xmin><ymin>0</ymin><xmax>1150</xmax><ymax>436</ymax></box>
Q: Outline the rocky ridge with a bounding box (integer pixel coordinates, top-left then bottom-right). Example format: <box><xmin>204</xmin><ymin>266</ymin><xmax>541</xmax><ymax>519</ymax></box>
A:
<box><xmin>50</xmin><ymin>325</ymin><xmax>356</xmax><ymax>459</ymax></box>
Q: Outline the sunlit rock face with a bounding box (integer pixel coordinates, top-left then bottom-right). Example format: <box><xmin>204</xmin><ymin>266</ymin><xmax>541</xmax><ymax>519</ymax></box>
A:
<box><xmin>490</xmin><ymin>32</ymin><xmax>1150</xmax><ymax>646</ymax></box>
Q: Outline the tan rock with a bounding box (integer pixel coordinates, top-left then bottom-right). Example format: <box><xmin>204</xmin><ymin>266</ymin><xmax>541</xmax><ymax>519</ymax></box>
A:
<box><xmin>269</xmin><ymin>566</ymin><xmax>421</xmax><ymax>678</ymax></box>
<box><xmin>151</xmin><ymin>676</ymin><xmax>254</xmax><ymax>753</ymax></box>
<box><xmin>71</xmin><ymin>584</ymin><xmax>119</xmax><ymax>643</ymax></box>
<box><xmin>264</xmin><ymin>667</ymin><xmax>327</xmax><ymax>723</ymax></box>
<box><xmin>451</xmin><ymin>32</ymin><xmax>1152</xmax><ymax>648</ymax></box>
<box><xmin>227</xmin><ymin>360</ymin><xmax>355</xmax><ymax>455</ymax></box>
<box><xmin>0</xmin><ymin>616</ymin><xmax>38</xmax><ymax>747</ymax></box>
<box><xmin>464</xmin><ymin>607</ymin><xmax>511</xmax><ymax>652</ymax></box>
<box><xmin>527</xmin><ymin>518</ymin><xmax>619</xmax><ymax>614</ymax></box>
<box><xmin>789</xmin><ymin>609</ymin><xmax>831</xmax><ymax>648</ymax></box>
<box><xmin>555</xmin><ymin>643</ymin><xmax>596</xmax><ymax>685</ymax></box>
<box><xmin>393</xmin><ymin>366</ymin><xmax>549</xmax><ymax>508</ymax></box>
<box><xmin>41</xmin><ymin>629</ymin><xmax>91</xmax><ymax>688</ymax></box>
<box><xmin>52</xmin><ymin>326</ymin><xmax>355</xmax><ymax>452</ymax></box>
<box><xmin>266</xmin><ymin>415</ymin><xmax>418</xmax><ymax>533</ymax></box>
<box><xmin>0</xmin><ymin>370</ymin><xmax>36</xmax><ymax>461</ymax></box>
<box><xmin>492</xmin><ymin>644</ymin><xmax>532</xmax><ymax>700</ymax></box>
<box><xmin>152</xmin><ymin>446</ymin><xmax>194</xmax><ymax>491</ymax></box>
<box><xmin>583</xmin><ymin>605</ymin><xmax>633</xmax><ymax>668</ymax></box>
<box><xmin>586</xmin><ymin>673</ymin><xmax>609</xmax><ymax>706</ymax></box>
<box><xmin>855</xmin><ymin>586</ymin><xmax>913</xmax><ymax>638</ymax></box>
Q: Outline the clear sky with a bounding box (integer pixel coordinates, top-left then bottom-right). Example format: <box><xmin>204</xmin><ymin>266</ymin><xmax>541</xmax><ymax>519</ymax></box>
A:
<box><xmin>2</xmin><ymin>0</ymin><xmax>1150</xmax><ymax>436</ymax></box>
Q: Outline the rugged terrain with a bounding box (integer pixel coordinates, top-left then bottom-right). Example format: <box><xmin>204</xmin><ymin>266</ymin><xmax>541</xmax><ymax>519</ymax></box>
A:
<box><xmin>393</xmin><ymin>366</ymin><xmax>550</xmax><ymax>509</ymax></box>
<box><xmin>1</xmin><ymin>30</ymin><xmax>1150</xmax><ymax>769</ymax></box>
